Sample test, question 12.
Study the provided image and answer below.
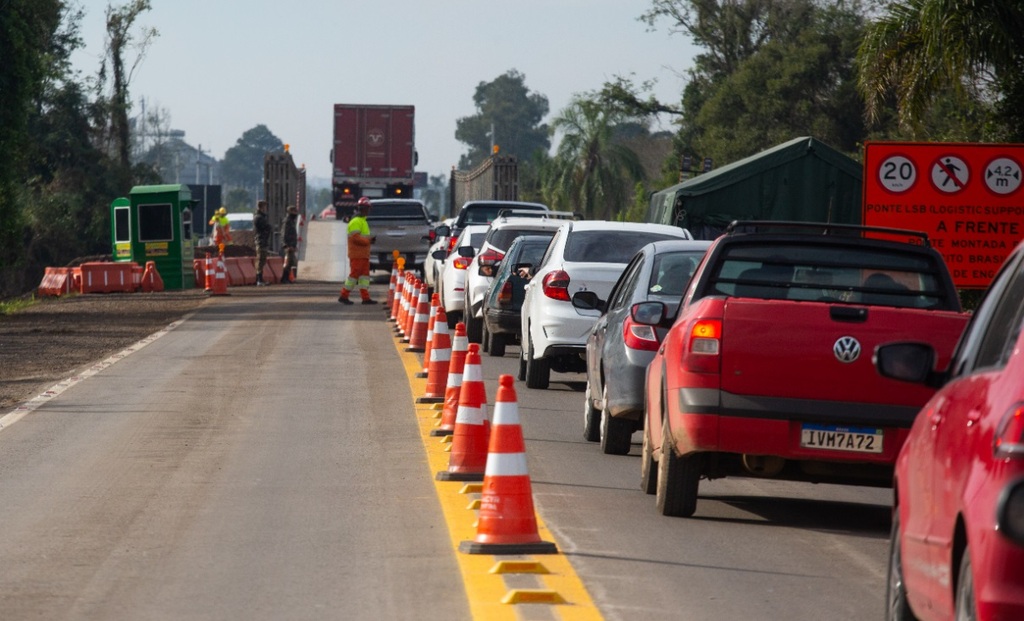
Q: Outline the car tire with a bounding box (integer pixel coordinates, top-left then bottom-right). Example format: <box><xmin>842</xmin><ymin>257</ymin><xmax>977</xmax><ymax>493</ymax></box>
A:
<box><xmin>583</xmin><ymin>381</ymin><xmax>600</xmax><ymax>442</ymax></box>
<box><xmin>465</xmin><ymin>296</ymin><xmax>483</xmax><ymax>343</ymax></box>
<box><xmin>640</xmin><ymin>424</ymin><xmax>657</xmax><ymax>495</ymax></box>
<box><xmin>886</xmin><ymin>513</ymin><xmax>918</xmax><ymax>621</ymax></box>
<box><xmin>525</xmin><ymin>331</ymin><xmax>549</xmax><ymax>389</ymax></box>
<box><xmin>655</xmin><ymin>402</ymin><xmax>700</xmax><ymax>517</ymax></box>
<box><xmin>489</xmin><ymin>331</ymin><xmax>506</xmax><ymax>358</ymax></box>
<box><xmin>955</xmin><ymin>549</ymin><xmax>976</xmax><ymax>621</ymax></box>
<box><xmin>600</xmin><ymin>384</ymin><xmax>632</xmax><ymax>455</ymax></box>
<box><xmin>446</xmin><ymin>310</ymin><xmax>460</xmax><ymax>330</ymax></box>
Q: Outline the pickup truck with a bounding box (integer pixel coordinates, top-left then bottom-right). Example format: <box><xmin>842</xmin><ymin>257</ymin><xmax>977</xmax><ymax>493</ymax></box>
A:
<box><xmin>366</xmin><ymin>199</ymin><xmax>434</xmax><ymax>273</ymax></box>
<box><xmin>636</xmin><ymin>221</ymin><xmax>970</xmax><ymax>517</ymax></box>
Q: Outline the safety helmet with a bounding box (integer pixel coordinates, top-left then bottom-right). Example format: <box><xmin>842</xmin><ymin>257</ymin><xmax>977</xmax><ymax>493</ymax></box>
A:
<box><xmin>357</xmin><ymin>197</ymin><xmax>371</xmax><ymax>208</ymax></box>
<box><xmin>217</xmin><ymin>207</ymin><xmax>227</xmax><ymax>216</ymax></box>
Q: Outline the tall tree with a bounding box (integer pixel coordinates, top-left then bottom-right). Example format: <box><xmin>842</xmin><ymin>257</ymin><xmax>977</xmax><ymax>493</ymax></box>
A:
<box><xmin>455</xmin><ymin>70</ymin><xmax>550</xmax><ymax>169</ymax></box>
<box><xmin>544</xmin><ymin>96</ymin><xmax>647</xmax><ymax>219</ymax></box>
<box><xmin>857</xmin><ymin>0</ymin><xmax>1024</xmax><ymax>140</ymax></box>
<box><xmin>100</xmin><ymin>0</ymin><xmax>157</xmax><ymax>169</ymax></box>
<box><xmin>221</xmin><ymin>125</ymin><xmax>284</xmax><ymax>195</ymax></box>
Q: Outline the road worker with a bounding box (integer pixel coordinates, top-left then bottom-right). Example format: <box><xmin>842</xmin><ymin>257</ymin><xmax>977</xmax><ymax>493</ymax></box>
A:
<box><xmin>338</xmin><ymin>197</ymin><xmax>377</xmax><ymax>304</ymax></box>
<box><xmin>253</xmin><ymin>200</ymin><xmax>273</xmax><ymax>286</ymax></box>
<box><xmin>208</xmin><ymin>207</ymin><xmax>232</xmax><ymax>254</ymax></box>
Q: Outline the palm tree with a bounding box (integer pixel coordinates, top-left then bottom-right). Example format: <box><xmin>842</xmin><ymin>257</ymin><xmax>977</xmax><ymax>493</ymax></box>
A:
<box><xmin>857</xmin><ymin>0</ymin><xmax>1024</xmax><ymax>136</ymax></box>
<box><xmin>544</xmin><ymin>96</ymin><xmax>646</xmax><ymax>220</ymax></box>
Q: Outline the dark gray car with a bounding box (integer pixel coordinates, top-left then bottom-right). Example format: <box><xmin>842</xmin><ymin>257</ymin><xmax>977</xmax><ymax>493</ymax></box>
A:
<box><xmin>574</xmin><ymin>239</ymin><xmax>711</xmax><ymax>455</ymax></box>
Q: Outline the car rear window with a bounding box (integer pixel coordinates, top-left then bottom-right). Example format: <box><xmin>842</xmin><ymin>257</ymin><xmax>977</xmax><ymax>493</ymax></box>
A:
<box><xmin>648</xmin><ymin>251</ymin><xmax>705</xmax><ymax>296</ymax></box>
<box><xmin>458</xmin><ymin>203</ymin><xmax>546</xmax><ymax>226</ymax></box>
<box><xmin>487</xmin><ymin>228</ymin><xmax>556</xmax><ymax>251</ymax></box>
<box><xmin>709</xmin><ymin>242</ymin><xmax>954</xmax><ymax>309</ymax></box>
<box><xmin>367</xmin><ymin>203</ymin><xmax>428</xmax><ymax>220</ymax></box>
<box><xmin>564</xmin><ymin>231</ymin><xmax>681</xmax><ymax>263</ymax></box>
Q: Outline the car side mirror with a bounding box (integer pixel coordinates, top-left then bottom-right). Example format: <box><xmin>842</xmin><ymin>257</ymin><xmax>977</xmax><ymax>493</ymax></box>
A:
<box><xmin>431</xmin><ymin>249</ymin><xmax>448</xmax><ymax>261</ymax></box>
<box><xmin>631</xmin><ymin>301</ymin><xmax>667</xmax><ymax>326</ymax></box>
<box><xmin>435</xmin><ymin>224</ymin><xmax>451</xmax><ymax>237</ymax></box>
<box><xmin>572</xmin><ymin>290</ymin><xmax>605</xmax><ymax>312</ymax></box>
<box><xmin>873</xmin><ymin>342</ymin><xmax>941</xmax><ymax>386</ymax></box>
<box><xmin>457</xmin><ymin>246</ymin><xmax>475</xmax><ymax>258</ymax></box>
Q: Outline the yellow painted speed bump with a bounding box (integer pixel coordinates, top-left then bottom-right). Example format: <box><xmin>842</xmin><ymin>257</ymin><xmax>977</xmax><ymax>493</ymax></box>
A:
<box><xmin>490</xmin><ymin>561</ymin><xmax>549</xmax><ymax>575</ymax></box>
<box><xmin>459</xmin><ymin>483</ymin><xmax>483</xmax><ymax>495</ymax></box>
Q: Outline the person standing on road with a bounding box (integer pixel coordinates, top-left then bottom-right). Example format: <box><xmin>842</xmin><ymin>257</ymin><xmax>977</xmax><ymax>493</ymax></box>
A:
<box><xmin>338</xmin><ymin>197</ymin><xmax>377</xmax><ymax>304</ymax></box>
<box><xmin>254</xmin><ymin>200</ymin><xmax>273</xmax><ymax>287</ymax></box>
<box><xmin>280</xmin><ymin>205</ymin><xmax>299</xmax><ymax>283</ymax></box>
<box><xmin>208</xmin><ymin>207</ymin><xmax>232</xmax><ymax>255</ymax></box>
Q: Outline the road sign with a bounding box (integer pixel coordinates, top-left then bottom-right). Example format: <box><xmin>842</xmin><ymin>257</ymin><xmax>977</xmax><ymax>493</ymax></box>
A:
<box><xmin>863</xmin><ymin>142</ymin><xmax>1024</xmax><ymax>289</ymax></box>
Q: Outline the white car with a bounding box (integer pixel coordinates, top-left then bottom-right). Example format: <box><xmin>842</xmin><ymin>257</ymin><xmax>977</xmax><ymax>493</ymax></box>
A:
<box><xmin>461</xmin><ymin>212</ymin><xmax>577</xmax><ymax>343</ymax></box>
<box><xmin>437</xmin><ymin>225</ymin><xmax>488</xmax><ymax>328</ymax></box>
<box><xmin>520</xmin><ymin>220</ymin><xmax>694</xmax><ymax>389</ymax></box>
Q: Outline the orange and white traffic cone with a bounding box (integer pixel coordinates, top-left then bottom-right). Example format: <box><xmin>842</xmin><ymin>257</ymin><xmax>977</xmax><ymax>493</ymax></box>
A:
<box><xmin>386</xmin><ymin>260</ymin><xmax>398</xmax><ymax>310</ymax></box>
<box><xmin>459</xmin><ymin>374</ymin><xmax>558</xmax><ymax>554</ymax></box>
<box><xmin>390</xmin><ymin>265</ymin><xmax>405</xmax><ymax>323</ymax></box>
<box><xmin>397</xmin><ymin>274</ymin><xmax>413</xmax><ymax>336</ymax></box>
<box><xmin>203</xmin><ymin>253</ymin><xmax>215</xmax><ymax>292</ymax></box>
<box><xmin>417</xmin><ymin>294</ymin><xmax>441</xmax><ymax>378</ymax></box>
<box><xmin>432</xmin><ymin>322</ymin><xmax>468</xmax><ymax>437</ymax></box>
<box><xmin>436</xmin><ymin>343</ymin><xmax>489</xmax><ymax>481</ymax></box>
<box><xmin>416</xmin><ymin>308</ymin><xmax>450</xmax><ymax>404</ymax></box>
<box><xmin>402</xmin><ymin>278</ymin><xmax>421</xmax><ymax>342</ymax></box>
<box><xmin>210</xmin><ymin>254</ymin><xmax>230</xmax><ymax>296</ymax></box>
<box><xmin>406</xmin><ymin>283</ymin><xmax>431</xmax><ymax>352</ymax></box>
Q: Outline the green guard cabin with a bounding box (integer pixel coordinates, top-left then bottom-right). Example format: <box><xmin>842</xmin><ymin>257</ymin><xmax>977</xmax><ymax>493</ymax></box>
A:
<box><xmin>111</xmin><ymin>184</ymin><xmax>196</xmax><ymax>290</ymax></box>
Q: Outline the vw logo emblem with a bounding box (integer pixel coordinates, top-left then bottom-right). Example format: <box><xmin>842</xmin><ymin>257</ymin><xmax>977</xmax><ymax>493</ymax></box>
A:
<box><xmin>833</xmin><ymin>336</ymin><xmax>861</xmax><ymax>363</ymax></box>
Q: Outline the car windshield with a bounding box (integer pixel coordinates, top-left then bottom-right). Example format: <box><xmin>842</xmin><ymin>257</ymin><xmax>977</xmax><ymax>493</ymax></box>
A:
<box><xmin>459</xmin><ymin>204</ymin><xmax>545</xmax><ymax>226</ymax></box>
<box><xmin>227</xmin><ymin>216</ymin><xmax>253</xmax><ymax>231</ymax></box>
<box><xmin>648</xmin><ymin>251</ymin><xmax>704</xmax><ymax>296</ymax></box>
<box><xmin>564</xmin><ymin>231</ymin><xmax>681</xmax><ymax>263</ymax></box>
<box><xmin>366</xmin><ymin>203</ymin><xmax>427</xmax><ymax>219</ymax></box>
<box><xmin>488</xmin><ymin>228</ymin><xmax>555</xmax><ymax>251</ymax></box>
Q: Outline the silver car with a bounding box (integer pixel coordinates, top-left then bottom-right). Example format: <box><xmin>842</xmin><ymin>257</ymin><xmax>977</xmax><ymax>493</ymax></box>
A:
<box><xmin>574</xmin><ymin>239</ymin><xmax>711</xmax><ymax>455</ymax></box>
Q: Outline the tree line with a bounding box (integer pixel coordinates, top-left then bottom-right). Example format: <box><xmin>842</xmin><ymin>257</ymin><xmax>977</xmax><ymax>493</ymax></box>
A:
<box><xmin>2</xmin><ymin>0</ymin><xmax>1021</xmax><ymax>298</ymax></box>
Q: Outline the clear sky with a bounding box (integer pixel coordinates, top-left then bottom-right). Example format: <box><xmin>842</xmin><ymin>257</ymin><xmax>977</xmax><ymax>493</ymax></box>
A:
<box><xmin>70</xmin><ymin>0</ymin><xmax>697</xmax><ymax>187</ymax></box>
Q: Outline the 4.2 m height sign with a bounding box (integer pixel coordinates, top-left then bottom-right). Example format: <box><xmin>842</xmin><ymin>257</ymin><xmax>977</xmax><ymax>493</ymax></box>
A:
<box><xmin>862</xmin><ymin>141</ymin><xmax>1024</xmax><ymax>288</ymax></box>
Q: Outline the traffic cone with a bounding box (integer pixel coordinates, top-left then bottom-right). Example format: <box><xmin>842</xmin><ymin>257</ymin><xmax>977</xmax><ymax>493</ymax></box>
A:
<box><xmin>406</xmin><ymin>283</ymin><xmax>431</xmax><ymax>352</ymax></box>
<box><xmin>141</xmin><ymin>261</ymin><xmax>165</xmax><ymax>292</ymax></box>
<box><xmin>459</xmin><ymin>375</ymin><xmax>558</xmax><ymax>554</ymax></box>
<box><xmin>397</xmin><ymin>274</ymin><xmax>413</xmax><ymax>336</ymax></box>
<box><xmin>386</xmin><ymin>261</ymin><xmax>398</xmax><ymax>309</ymax></box>
<box><xmin>210</xmin><ymin>254</ymin><xmax>230</xmax><ymax>296</ymax></box>
<box><xmin>416</xmin><ymin>308</ymin><xmax>450</xmax><ymax>404</ymax></box>
<box><xmin>402</xmin><ymin>278</ymin><xmax>421</xmax><ymax>341</ymax></box>
<box><xmin>436</xmin><ymin>343</ymin><xmax>489</xmax><ymax>481</ymax></box>
<box><xmin>390</xmin><ymin>265</ymin><xmax>405</xmax><ymax>322</ymax></box>
<box><xmin>417</xmin><ymin>295</ymin><xmax>440</xmax><ymax>378</ymax></box>
<box><xmin>432</xmin><ymin>322</ymin><xmax>468</xmax><ymax>437</ymax></box>
<box><xmin>203</xmin><ymin>253</ymin><xmax>215</xmax><ymax>292</ymax></box>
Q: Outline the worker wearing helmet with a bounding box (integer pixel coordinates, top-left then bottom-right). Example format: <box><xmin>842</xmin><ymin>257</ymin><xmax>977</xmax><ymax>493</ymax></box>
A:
<box><xmin>208</xmin><ymin>207</ymin><xmax>232</xmax><ymax>254</ymax></box>
<box><xmin>338</xmin><ymin>197</ymin><xmax>377</xmax><ymax>304</ymax></box>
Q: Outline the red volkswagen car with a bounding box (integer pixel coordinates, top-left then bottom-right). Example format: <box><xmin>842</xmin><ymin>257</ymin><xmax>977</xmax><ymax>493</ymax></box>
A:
<box><xmin>876</xmin><ymin>239</ymin><xmax>1024</xmax><ymax>621</ymax></box>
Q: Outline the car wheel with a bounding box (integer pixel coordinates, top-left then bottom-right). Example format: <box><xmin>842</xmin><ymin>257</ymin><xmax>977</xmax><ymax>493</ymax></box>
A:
<box><xmin>655</xmin><ymin>405</ymin><xmax>700</xmax><ymax>517</ymax></box>
<box><xmin>640</xmin><ymin>424</ymin><xmax>657</xmax><ymax>495</ymax></box>
<box><xmin>955</xmin><ymin>550</ymin><xmax>976</xmax><ymax>621</ymax></box>
<box><xmin>583</xmin><ymin>381</ymin><xmax>600</xmax><ymax>442</ymax></box>
<box><xmin>446</xmin><ymin>310</ymin><xmax>460</xmax><ymax>330</ymax></box>
<box><xmin>886</xmin><ymin>513</ymin><xmax>919</xmax><ymax>621</ymax></box>
<box><xmin>465</xmin><ymin>296</ymin><xmax>483</xmax><ymax>343</ymax></box>
<box><xmin>525</xmin><ymin>331</ymin><xmax>549</xmax><ymax>389</ymax></box>
<box><xmin>600</xmin><ymin>384</ymin><xmax>632</xmax><ymax>455</ymax></box>
<box><xmin>489</xmin><ymin>331</ymin><xmax>506</xmax><ymax>358</ymax></box>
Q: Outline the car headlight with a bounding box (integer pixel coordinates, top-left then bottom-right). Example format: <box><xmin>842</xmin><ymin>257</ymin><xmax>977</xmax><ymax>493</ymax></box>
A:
<box><xmin>997</xmin><ymin>478</ymin><xmax>1024</xmax><ymax>546</ymax></box>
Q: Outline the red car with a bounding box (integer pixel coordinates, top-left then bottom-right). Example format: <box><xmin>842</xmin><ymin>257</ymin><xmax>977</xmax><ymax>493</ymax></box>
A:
<box><xmin>876</xmin><ymin>239</ymin><xmax>1024</xmax><ymax>621</ymax></box>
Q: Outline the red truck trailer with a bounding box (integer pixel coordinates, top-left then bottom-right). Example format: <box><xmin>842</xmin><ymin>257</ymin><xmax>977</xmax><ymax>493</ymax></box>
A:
<box><xmin>330</xmin><ymin>104</ymin><xmax>416</xmax><ymax>221</ymax></box>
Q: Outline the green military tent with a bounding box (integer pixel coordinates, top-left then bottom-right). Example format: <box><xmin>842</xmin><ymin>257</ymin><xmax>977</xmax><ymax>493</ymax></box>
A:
<box><xmin>647</xmin><ymin>136</ymin><xmax>862</xmax><ymax>240</ymax></box>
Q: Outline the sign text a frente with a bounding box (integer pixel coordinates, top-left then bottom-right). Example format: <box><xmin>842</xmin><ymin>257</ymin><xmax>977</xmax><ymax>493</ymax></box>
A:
<box><xmin>862</xmin><ymin>141</ymin><xmax>1024</xmax><ymax>289</ymax></box>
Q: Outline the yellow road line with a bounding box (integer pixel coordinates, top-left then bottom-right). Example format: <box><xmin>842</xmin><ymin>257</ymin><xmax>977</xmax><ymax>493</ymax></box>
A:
<box><xmin>393</xmin><ymin>331</ymin><xmax>604</xmax><ymax>621</ymax></box>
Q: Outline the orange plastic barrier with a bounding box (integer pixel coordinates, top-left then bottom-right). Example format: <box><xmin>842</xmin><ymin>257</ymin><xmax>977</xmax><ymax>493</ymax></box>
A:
<box><xmin>37</xmin><ymin>267</ymin><xmax>75</xmax><ymax>297</ymax></box>
<box><xmin>193</xmin><ymin>259</ymin><xmax>206</xmax><ymax>288</ymax></box>
<box><xmin>238</xmin><ymin>258</ymin><xmax>257</xmax><ymax>285</ymax></box>
<box><xmin>224</xmin><ymin>257</ymin><xmax>246</xmax><ymax>287</ymax></box>
<box><xmin>140</xmin><ymin>261</ymin><xmax>165</xmax><ymax>293</ymax></box>
<box><xmin>78</xmin><ymin>262</ymin><xmax>136</xmax><ymax>294</ymax></box>
<box><xmin>266</xmin><ymin>256</ymin><xmax>284</xmax><ymax>283</ymax></box>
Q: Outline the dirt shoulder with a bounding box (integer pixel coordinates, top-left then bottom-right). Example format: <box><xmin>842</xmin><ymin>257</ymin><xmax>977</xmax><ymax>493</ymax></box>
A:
<box><xmin>0</xmin><ymin>289</ymin><xmax>211</xmax><ymax>411</ymax></box>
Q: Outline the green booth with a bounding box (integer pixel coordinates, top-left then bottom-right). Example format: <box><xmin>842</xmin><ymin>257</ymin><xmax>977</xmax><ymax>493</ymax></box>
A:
<box><xmin>111</xmin><ymin>184</ymin><xmax>196</xmax><ymax>290</ymax></box>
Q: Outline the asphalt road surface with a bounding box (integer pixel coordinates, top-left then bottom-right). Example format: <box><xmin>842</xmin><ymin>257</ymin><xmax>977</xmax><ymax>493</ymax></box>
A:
<box><xmin>0</xmin><ymin>219</ymin><xmax>893</xmax><ymax>620</ymax></box>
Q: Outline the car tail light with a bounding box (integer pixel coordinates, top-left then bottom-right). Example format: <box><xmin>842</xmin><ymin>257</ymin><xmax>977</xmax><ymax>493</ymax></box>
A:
<box><xmin>683</xmin><ymin>319</ymin><xmax>721</xmax><ymax>373</ymax></box>
<box><xmin>994</xmin><ymin>403</ymin><xmax>1024</xmax><ymax>458</ymax></box>
<box><xmin>447</xmin><ymin>236</ymin><xmax>458</xmax><ymax>252</ymax></box>
<box><xmin>428</xmin><ymin>229</ymin><xmax>437</xmax><ymax>243</ymax></box>
<box><xmin>623</xmin><ymin>316</ymin><xmax>659</xmax><ymax>351</ymax></box>
<box><xmin>542</xmin><ymin>270</ymin><xmax>571</xmax><ymax>301</ymax></box>
<box><xmin>453</xmin><ymin>256</ymin><xmax>472</xmax><ymax>270</ymax></box>
<box><xmin>478</xmin><ymin>249</ymin><xmax>504</xmax><ymax>277</ymax></box>
<box><xmin>498</xmin><ymin>281</ymin><xmax>513</xmax><ymax>306</ymax></box>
